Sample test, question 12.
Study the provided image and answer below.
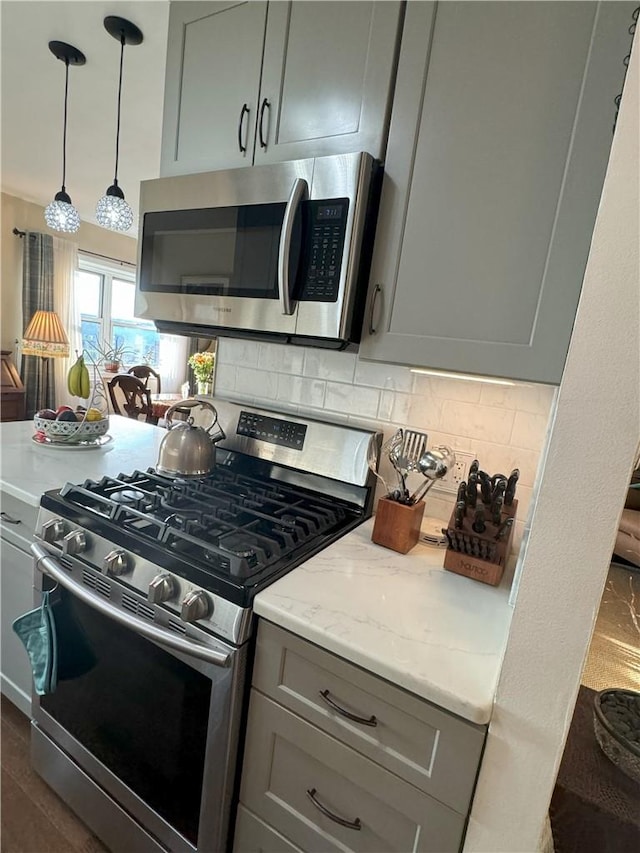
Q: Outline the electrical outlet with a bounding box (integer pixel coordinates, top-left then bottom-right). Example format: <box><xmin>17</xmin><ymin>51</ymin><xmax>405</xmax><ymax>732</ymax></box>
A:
<box><xmin>433</xmin><ymin>450</ymin><xmax>475</xmax><ymax>494</ymax></box>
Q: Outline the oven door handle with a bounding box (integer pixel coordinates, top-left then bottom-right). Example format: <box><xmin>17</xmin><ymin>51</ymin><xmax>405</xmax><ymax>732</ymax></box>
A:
<box><xmin>31</xmin><ymin>543</ymin><xmax>232</xmax><ymax>668</ymax></box>
<box><xmin>277</xmin><ymin>177</ymin><xmax>307</xmax><ymax>316</ymax></box>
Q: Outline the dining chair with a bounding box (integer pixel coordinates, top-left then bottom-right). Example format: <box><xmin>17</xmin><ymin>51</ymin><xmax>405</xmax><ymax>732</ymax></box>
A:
<box><xmin>127</xmin><ymin>364</ymin><xmax>161</xmax><ymax>394</ymax></box>
<box><xmin>107</xmin><ymin>374</ymin><xmax>157</xmax><ymax>424</ymax></box>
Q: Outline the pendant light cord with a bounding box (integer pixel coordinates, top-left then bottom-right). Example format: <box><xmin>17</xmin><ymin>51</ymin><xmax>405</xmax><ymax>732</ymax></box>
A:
<box><xmin>61</xmin><ymin>58</ymin><xmax>69</xmax><ymax>192</ymax></box>
<box><xmin>113</xmin><ymin>34</ymin><xmax>125</xmax><ymax>184</ymax></box>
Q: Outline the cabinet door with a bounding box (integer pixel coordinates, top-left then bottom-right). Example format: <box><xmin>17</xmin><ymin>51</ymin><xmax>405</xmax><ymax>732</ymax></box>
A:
<box><xmin>1</xmin><ymin>538</ymin><xmax>34</xmax><ymax>715</ymax></box>
<box><xmin>161</xmin><ymin>1</ymin><xmax>267</xmax><ymax>176</ymax></box>
<box><xmin>359</xmin><ymin>1</ymin><xmax>635</xmax><ymax>383</ymax></box>
<box><xmin>256</xmin><ymin>1</ymin><xmax>403</xmax><ymax>164</ymax></box>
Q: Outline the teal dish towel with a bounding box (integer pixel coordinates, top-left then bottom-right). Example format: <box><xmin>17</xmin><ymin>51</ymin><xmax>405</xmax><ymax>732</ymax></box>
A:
<box><xmin>12</xmin><ymin>591</ymin><xmax>58</xmax><ymax>695</ymax></box>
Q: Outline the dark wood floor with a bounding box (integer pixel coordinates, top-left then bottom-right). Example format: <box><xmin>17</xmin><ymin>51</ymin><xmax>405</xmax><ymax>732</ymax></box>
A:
<box><xmin>1</xmin><ymin>695</ymin><xmax>109</xmax><ymax>853</ymax></box>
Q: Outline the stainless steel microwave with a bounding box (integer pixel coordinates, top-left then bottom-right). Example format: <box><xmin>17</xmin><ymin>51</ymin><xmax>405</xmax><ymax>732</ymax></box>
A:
<box><xmin>135</xmin><ymin>152</ymin><xmax>382</xmax><ymax>349</ymax></box>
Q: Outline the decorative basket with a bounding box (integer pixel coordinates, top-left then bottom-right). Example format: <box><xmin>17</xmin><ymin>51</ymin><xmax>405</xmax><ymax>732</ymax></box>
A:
<box><xmin>593</xmin><ymin>688</ymin><xmax>640</xmax><ymax>784</ymax></box>
<box><xmin>34</xmin><ymin>415</ymin><xmax>110</xmax><ymax>443</ymax></box>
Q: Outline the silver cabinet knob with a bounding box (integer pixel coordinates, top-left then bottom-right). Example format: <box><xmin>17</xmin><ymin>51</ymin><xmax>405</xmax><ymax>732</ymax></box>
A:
<box><xmin>103</xmin><ymin>549</ymin><xmax>130</xmax><ymax>577</ymax></box>
<box><xmin>181</xmin><ymin>590</ymin><xmax>212</xmax><ymax>623</ymax></box>
<box><xmin>41</xmin><ymin>518</ymin><xmax>66</xmax><ymax>544</ymax></box>
<box><xmin>148</xmin><ymin>573</ymin><xmax>177</xmax><ymax>604</ymax></box>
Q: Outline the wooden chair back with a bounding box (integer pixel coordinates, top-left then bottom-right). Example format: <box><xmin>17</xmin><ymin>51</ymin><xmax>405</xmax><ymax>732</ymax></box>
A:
<box><xmin>107</xmin><ymin>374</ymin><xmax>155</xmax><ymax>423</ymax></box>
<box><xmin>127</xmin><ymin>364</ymin><xmax>161</xmax><ymax>394</ymax></box>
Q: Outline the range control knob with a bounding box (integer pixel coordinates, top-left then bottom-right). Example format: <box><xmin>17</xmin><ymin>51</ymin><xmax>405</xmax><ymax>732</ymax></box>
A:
<box><xmin>148</xmin><ymin>573</ymin><xmax>177</xmax><ymax>604</ymax></box>
<box><xmin>41</xmin><ymin>518</ymin><xmax>66</xmax><ymax>544</ymax></box>
<box><xmin>102</xmin><ymin>549</ymin><xmax>130</xmax><ymax>577</ymax></box>
<box><xmin>181</xmin><ymin>590</ymin><xmax>212</xmax><ymax>623</ymax></box>
<box><xmin>62</xmin><ymin>529</ymin><xmax>88</xmax><ymax>556</ymax></box>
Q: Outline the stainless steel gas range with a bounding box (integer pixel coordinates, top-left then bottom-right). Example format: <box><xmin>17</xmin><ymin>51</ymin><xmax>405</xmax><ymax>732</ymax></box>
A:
<box><xmin>29</xmin><ymin>400</ymin><xmax>381</xmax><ymax>853</ymax></box>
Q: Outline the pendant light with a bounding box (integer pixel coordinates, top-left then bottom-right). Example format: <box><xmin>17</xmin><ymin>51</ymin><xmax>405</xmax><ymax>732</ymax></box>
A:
<box><xmin>44</xmin><ymin>41</ymin><xmax>86</xmax><ymax>234</ymax></box>
<box><xmin>96</xmin><ymin>16</ymin><xmax>143</xmax><ymax>232</ymax></box>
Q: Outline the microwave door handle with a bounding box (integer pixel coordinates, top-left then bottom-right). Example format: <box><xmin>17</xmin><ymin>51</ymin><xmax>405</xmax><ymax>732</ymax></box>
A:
<box><xmin>31</xmin><ymin>543</ymin><xmax>231</xmax><ymax>668</ymax></box>
<box><xmin>278</xmin><ymin>177</ymin><xmax>307</xmax><ymax>316</ymax></box>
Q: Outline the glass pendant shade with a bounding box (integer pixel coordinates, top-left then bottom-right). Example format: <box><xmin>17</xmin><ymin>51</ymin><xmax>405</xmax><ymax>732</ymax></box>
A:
<box><xmin>45</xmin><ymin>191</ymin><xmax>80</xmax><ymax>233</ymax></box>
<box><xmin>98</xmin><ymin>17</ymin><xmax>143</xmax><ymax>234</ymax></box>
<box><xmin>96</xmin><ymin>184</ymin><xmax>133</xmax><ymax>232</ymax></box>
<box><xmin>45</xmin><ymin>42</ymin><xmax>85</xmax><ymax>234</ymax></box>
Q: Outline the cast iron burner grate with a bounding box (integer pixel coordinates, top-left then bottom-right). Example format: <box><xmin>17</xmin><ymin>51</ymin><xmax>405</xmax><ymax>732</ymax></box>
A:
<box><xmin>59</xmin><ymin>468</ymin><xmax>347</xmax><ymax>579</ymax></box>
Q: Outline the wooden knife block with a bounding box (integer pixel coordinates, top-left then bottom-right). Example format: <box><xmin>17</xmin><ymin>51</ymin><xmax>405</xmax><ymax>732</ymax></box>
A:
<box><xmin>371</xmin><ymin>497</ymin><xmax>425</xmax><ymax>554</ymax></box>
<box><xmin>443</xmin><ymin>499</ymin><xmax>518</xmax><ymax>586</ymax></box>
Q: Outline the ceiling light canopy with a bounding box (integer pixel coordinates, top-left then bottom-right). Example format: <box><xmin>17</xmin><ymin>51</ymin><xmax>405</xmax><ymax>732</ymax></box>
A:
<box><xmin>96</xmin><ymin>16</ymin><xmax>143</xmax><ymax>233</ymax></box>
<box><xmin>44</xmin><ymin>41</ymin><xmax>86</xmax><ymax>234</ymax></box>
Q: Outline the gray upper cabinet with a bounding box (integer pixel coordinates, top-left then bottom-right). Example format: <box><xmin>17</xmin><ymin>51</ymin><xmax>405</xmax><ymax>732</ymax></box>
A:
<box><xmin>161</xmin><ymin>2</ymin><xmax>267</xmax><ymax>176</ymax></box>
<box><xmin>359</xmin><ymin>1</ymin><xmax>635</xmax><ymax>384</ymax></box>
<box><xmin>161</xmin><ymin>1</ymin><xmax>403</xmax><ymax>177</ymax></box>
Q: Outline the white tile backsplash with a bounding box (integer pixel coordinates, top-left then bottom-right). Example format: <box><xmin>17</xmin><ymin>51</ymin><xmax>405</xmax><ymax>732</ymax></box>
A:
<box><xmin>214</xmin><ymin>338</ymin><xmax>556</xmax><ymax>557</ymax></box>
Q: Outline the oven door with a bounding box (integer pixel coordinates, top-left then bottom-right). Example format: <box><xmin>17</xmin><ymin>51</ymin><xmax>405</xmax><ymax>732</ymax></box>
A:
<box><xmin>30</xmin><ymin>546</ymin><xmax>248</xmax><ymax>853</ymax></box>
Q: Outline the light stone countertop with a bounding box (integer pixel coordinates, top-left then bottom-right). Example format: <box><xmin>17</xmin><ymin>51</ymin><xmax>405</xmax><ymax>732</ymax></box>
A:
<box><xmin>1</xmin><ymin>417</ymin><xmax>513</xmax><ymax>724</ymax></box>
<box><xmin>254</xmin><ymin>518</ymin><xmax>514</xmax><ymax>725</ymax></box>
<box><xmin>0</xmin><ymin>417</ymin><xmax>165</xmax><ymax>506</ymax></box>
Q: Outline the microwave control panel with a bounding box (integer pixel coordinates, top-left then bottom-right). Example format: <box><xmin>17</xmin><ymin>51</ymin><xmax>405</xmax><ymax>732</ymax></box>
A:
<box><xmin>237</xmin><ymin>411</ymin><xmax>307</xmax><ymax>450</ymax></box>
<box><xmin>297</xmin><ymin>198</ymin><xmax>349</xmax><ymax>302</ymax></box>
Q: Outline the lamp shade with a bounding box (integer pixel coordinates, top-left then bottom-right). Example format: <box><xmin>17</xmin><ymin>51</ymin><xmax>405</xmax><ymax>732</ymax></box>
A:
<box><xmin>22</xmin><ymin>310</ymin><xmax>70</xmax><ymax>358</ymax></box>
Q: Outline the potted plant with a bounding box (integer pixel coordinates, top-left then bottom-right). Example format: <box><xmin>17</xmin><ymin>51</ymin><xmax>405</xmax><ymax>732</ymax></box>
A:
<box><xmin>91</xmin><ymin>337</ymin><xmax>136</xmax><ymax>373</ymax></box>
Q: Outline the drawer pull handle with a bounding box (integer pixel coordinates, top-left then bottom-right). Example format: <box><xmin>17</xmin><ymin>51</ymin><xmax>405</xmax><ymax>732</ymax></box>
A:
<box><xmin>306</xmin><ymin>788</ymin><xmax>362</xmax><ymax>831</ymax></box>
<box><xmin>319</xmin><ymin>689</ymin><xmax>378</xmax><ymax>727</ymax></box>
<box><xmin>1</xmin><ymin>511</ymin><xmax>22</xmax><ymax>525</ymax></box>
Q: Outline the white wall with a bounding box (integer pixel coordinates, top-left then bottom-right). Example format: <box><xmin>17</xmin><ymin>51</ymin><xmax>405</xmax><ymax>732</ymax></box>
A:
<box><xmin>465</xmin><ymin>40</ymin><xmax>640</xmax><ymax>853</ymax></box>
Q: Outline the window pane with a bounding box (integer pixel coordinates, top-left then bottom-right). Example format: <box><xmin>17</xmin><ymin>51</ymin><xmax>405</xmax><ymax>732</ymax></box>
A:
<box><xmin>111</xmin><ymin>324</ymin><xmax>160</xmax><ymax>366</ymax></box>
<box><xmin>75</xmin><ymin>271</ymin><xmax>101</xmax><ymax>316</ymax></box>
<box><xmin>111</xmin><ymin>278</ymin><xmax>135</xmax><ymax>321</ymax></box>
<box><xmin>81</xmin><ymin>319</ymin><xmax>102</xmax><ymax>360</ymax></box>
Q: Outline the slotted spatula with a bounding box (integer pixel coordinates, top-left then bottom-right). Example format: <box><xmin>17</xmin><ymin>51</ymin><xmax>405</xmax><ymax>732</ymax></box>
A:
<box><xmin>393</xmin><ymin>429</ymin><xmax>428</xmax><ymax>501</ymax></box>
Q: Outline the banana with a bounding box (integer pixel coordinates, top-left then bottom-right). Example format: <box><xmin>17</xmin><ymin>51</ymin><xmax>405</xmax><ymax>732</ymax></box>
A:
<box><xmin>79</xmin><ymin>359</ymin><xmax>91</xmax><ymax>398</ymax></box>
<box><xmin>67</xmin><ymin>355</ymin><xmax>91</xmax><ymax>398</ymax></box>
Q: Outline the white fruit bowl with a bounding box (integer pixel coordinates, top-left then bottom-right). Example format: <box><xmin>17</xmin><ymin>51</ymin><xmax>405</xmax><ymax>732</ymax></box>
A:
<box><xmin>34</xmin><ymin>415</ymin><xmax>110</xmax><ymax>443</ymax></box>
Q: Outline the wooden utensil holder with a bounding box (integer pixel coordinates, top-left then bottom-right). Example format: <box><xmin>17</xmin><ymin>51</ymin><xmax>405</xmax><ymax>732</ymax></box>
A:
<box><xmin>371</xmin><ymin>497</ymin><xmax>426</xmax><ymax>554</ymax></box>
<box><xmin>443</xmin><ymin>500</ymin><xmax>518</xmax><ymax>586</ymax></box>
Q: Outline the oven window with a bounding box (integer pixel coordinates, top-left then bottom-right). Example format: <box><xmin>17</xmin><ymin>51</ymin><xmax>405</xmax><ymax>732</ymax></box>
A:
<box><xmin>41</xmin><ymin>591</ymin><xmax>211</xmax><ymax>845</ymax></box>
<box><xmin>140</xmin><ymin>203</ymin><xmax>293</xmax><ymax>299</ymax></box>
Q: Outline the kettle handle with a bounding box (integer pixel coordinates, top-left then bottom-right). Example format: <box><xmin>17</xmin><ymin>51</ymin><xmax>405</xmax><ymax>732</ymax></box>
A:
<box><xmin>165</xmin><ymin>398</ymin><xmax>226</xmax><ymax>442</ymax></box>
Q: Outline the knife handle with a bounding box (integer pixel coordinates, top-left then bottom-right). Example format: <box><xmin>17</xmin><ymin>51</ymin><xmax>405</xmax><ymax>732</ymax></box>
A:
<box><xmin>469</xmin><ymin>459</ymin><xmax>479</xmax><ymax>477</ymax></box>
<box><xmin>478</xmin><ymin>471</ymin><xmax>492</xmax><ymax>504</ymax></box>
<box><xmin>472</xmin><ymin>506</ymin><xmax>486</xmax><ymax>534</ymax></box>
<box><xmin>466</xmin><ymin>473</ymin><xmax>478</xmax><ymax>508</ymax></box>
<box><xmin>455</xmin><ymin>501</ymin><xmax>466</xmax><ymax>529</ymax></box>
<box><xmin>491</xmin><ymin>495</ymin><xmax>503</xmax><ymax>526</ymax></box>
<box><xmin>494</xmin><ymin>517</ymin><xmax>513</xmax><ymax>541</ymax></box>
<box><xmin>456</xmin><ymin>482</ymin><xmax>467</xmax><ymax>505</ymax></box>
<box><xmin>504</xmin><ymin>468</ymin><xmax>520</xmax><ymax>506</ymax></box>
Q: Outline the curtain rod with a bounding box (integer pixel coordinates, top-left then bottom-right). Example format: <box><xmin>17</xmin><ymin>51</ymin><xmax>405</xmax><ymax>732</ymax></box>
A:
<box><xmin>12</xmin><ymin>227</ymin><xmax>136</xmax><ymax>268</ymax></box>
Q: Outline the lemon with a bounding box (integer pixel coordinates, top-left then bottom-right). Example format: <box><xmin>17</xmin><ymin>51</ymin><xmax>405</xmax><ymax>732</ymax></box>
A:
<box><xmin>86</xmin><ymin>408</ymin><xmax>104</xmax><ymax>422</ymax></box>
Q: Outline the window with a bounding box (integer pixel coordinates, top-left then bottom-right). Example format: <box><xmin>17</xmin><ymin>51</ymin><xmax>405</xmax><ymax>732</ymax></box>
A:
<box><xmin>74</xmin><ymin>255</ymin><xmax>188</xmax><ymax>392</ymax></box>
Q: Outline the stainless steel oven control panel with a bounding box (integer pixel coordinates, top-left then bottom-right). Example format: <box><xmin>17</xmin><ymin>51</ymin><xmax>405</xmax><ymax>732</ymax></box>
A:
<box><xmin>34</xmin><ymin>509</ymin><xmax>253</xmax><ymax>646</ymax></box>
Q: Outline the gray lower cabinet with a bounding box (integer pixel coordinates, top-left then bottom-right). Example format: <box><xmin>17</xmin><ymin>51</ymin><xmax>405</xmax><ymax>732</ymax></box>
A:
<box><xmin>359</xmin><ymin>1</ymin><xmax>636</xmax><ymax>384</ymax></box>
<box><xmin>234</xmin><ymin>621</ymin><xmax>486</xmax><ymax>853</ymax></box>
<box><xmin>161</xmin><ymin>1</ymin><xmax>403</xmax><ymax>177</ymax></box>
<box><xmin>0</xmin><ymin>493</ymin><xmax>37</xmax><ymax>715</ymax></box>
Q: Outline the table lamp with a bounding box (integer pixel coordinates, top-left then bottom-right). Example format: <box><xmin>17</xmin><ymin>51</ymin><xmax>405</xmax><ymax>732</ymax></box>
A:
<box><xmin>22</xmin><ymin>310</ymin><xmax>70</xmax><ymax>358</ymax></box>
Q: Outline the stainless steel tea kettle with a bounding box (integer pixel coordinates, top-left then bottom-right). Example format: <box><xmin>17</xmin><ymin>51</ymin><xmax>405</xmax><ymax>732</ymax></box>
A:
<box><xmin>156</xmin><ymin>399</ymin><xmax>225</xmax><ymax>478</ymax></box>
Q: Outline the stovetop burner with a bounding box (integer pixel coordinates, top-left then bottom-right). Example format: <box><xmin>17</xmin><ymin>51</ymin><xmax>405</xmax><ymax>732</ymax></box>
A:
<box><xmin>40</xmin><ymin>463</ymin><xmax>364</xmax><ymax>606</ymax></box>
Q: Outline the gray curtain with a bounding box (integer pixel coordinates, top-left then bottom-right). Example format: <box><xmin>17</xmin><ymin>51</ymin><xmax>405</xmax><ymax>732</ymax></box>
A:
<box><xmin>20</xmin><ymin>232</ymin><xmax>55</xmax><ymax>417</ymax></box>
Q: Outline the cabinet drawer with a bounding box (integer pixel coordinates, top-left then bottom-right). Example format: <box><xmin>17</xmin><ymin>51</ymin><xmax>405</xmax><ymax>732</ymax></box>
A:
<box><xmin>234</xmin><ymin>805</ymin><xmax>303</xmax><ymax>853</ymax></box>
<box><xmin>240</xmin><ymin>691</ymin><xmax>465</xmax><ymax>853</ymax></box>
<box><xmin>0</xmin><ymin>492</ymin><xmax>38</xmax><ymax>550</ymax></box>
<box><xmin>254</xmin><ymin>620</ymin><xmax>484</xmax><ymax>814</ymax></box>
